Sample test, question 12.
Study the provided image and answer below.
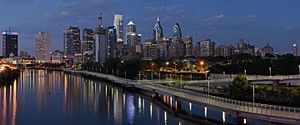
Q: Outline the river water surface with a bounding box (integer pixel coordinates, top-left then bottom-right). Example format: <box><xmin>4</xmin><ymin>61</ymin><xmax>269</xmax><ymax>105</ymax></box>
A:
<box><xmin>0</xmin><ymin>70</ymin><xmax>286</xmax><ymax>125</ymax></box>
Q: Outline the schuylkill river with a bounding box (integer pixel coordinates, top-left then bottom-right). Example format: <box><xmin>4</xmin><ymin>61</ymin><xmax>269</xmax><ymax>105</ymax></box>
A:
<box><xmin>0</xmin><ymin>70</ymin><xmax>283</xmax><ymax>125</ymax></box>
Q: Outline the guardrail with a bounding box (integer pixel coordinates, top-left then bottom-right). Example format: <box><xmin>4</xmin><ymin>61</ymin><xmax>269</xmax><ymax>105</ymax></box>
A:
<box><xmin>143</xmin><ymin>82</ymin><xmax>300</xmax><ymax>120</ymax></box>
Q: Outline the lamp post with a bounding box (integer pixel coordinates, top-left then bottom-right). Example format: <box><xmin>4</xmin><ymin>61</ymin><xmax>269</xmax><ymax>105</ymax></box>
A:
<box><xmin>173</xmin><ymin>62</ymin><xmax>177</xmax><ymax>70</ymax></box>
<box><xmin>124</xmin><ymin>71</ymin><xmax>127</xmax><ymax>80</ymax></box>
<box><xmin>205</xmin><ymin>72</ymin><xmax>210</xmax><ymax>95</ymax></box>
<box><xmin>298</xmin><ymin>65</ymin><xmax>300</xmax><ymax>76</ymax></box>
<box><xmin>138</xmin><ymin>71</ymin><xmax>141</xmax><ymax>81</ymax></box>
<box><xmin>151</xmin><ymin>63</ymin><xmax>154</xmax><ymax>80</ymax></box>
<box><xmin>252</xmin><ymin>83</ymin><xmax>255</xmax><ymax>104</ymax></box>
<box><xmin>269</xmin><ymin>67</ymin><xmax>272</xmax><ymax>77</ymax></box>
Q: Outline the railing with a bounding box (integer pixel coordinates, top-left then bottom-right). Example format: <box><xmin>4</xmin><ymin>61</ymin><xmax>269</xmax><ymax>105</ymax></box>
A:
<box><xmin>143</xmin><ymin>82</ymin><xmax>300</xmax><ymax>119</ymax></box>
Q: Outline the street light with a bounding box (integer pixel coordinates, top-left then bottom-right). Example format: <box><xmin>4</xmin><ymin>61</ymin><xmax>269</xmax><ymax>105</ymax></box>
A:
<box><xmin>252</xmin><ymin>83</ymin><xmax>255</xmax><ymax>104</ymax></box>
<box><xmin>173</xmin><ymin>62</ymin><xmax>177</xmax><ymax>69</ymax></box>
<box><xmin>244</xmin><ymin>69</ymin><xmax>247</xmax><ymax>76</ymax></box>
<box><xmin>124</xmin><ymin>71</ymin><xmax>127</xmax><ymax>79</ymax></box>
<box><xmin>269</xmin><ymin>67</ymin><xmax>272</xmax><ymax>77</ymax></box>
<box><xmin>298</xmin><ymin>65</ymin><xmax>300</xmax><ymax>76</ymax></box>
<box><xmin>138</xmin><ymin>71</ymin><xmax>141</xmax><ymax>81</ymax></box>
<box><xmin>151</xmin><ymin>63</ymin><xmax>154</xmax><ymax>80</ymax></box>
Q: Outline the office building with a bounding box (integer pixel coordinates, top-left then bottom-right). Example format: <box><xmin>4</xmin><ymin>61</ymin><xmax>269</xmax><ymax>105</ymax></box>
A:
<box><xmin>35</xmin><ymin>32</ymin><xmax>51</xmax><ymax>62</ymax></box>
<box><xmin>63</xmin><ymin>26</ymin><xmax>81</xmax><ymax>65</ymax></box>
<box><xmin>82</xmin><ymin>28</ymin><xmax>95</xmax><ymax>62</ymax></box>
<box><xmin>153</xmin><ymin>17</ymin><xmax>163</xmax><ymax>41</ymax></box>
<box><xmin>199</xmin><ymin>39</ymin><xmax>215</xmax><ymax>57</ymax></box>
<box><xmin>2</xmin><ymin>31</ymin><xmax>18</xmax><ymax>58</ymax></box>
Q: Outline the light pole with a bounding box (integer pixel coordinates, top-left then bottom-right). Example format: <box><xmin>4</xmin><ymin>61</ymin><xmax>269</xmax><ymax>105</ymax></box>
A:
<box><xmin>151</xmin><ymin>63</ymin><xmax>154</xmax><ymax>80</ymax></box>
<box><xmin>269</xmin><ymin>67</ymin><xmax>272</xmax><ymax>77</ymax></box>
<box><xmin>174</xmin><ymin>62</ymin><xmax>177</xmax><ymax>70</ymax></box>
<box><xmin>124</xmin><ymin>71</ymin><xmax>127</xmax><ymax>79</ymax></box>
<box><xmin>252</xmin><ymin>83</ymin><xmax>255</xmax><ymax>104</ymax></box>
<box><xmin>298</xmin><ymin>65</ymin><xmax>300</xmax><ymax>76</ymax></box>
<box><xmin>205</xmin><ymin>72</ymin><xmax>210</xmax><ymax>95</ymax></box>
<box><xmin>180</xmin><ymin>74</ymin><xmax>183</xmax><ymax>84</ymax></box>
<box><xmin>138</xmin><ymin>71</ymin><xmax>141</xmax><ymax>81</ymax></box>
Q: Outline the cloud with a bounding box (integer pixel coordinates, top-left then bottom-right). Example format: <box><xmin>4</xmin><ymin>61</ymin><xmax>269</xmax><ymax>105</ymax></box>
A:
<box><xmin>0</xmin><ymin>0</ymin><xmax>39</xmax><ymax>6</ymax></box>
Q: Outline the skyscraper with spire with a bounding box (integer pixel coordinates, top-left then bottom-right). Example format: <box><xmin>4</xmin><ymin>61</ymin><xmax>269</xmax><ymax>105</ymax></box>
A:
<box><xmin>169</xmin><ymin>23</ymin><xmax>184</xmax><ymax>58</ymax></box>
<box><xmin>95</xmin><ymin>13</ymin><xmax>107</xmax><ymax>63</ymax></box>
<box><xmin>153</xmin><ymin>17</ymin><xmax>163</xmax><ymax>41</ymax></box>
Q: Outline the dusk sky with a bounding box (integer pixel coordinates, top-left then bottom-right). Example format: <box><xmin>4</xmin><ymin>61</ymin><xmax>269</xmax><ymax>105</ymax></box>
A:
<box><xmin>0</xmin><ymin>0</ymin><xmax>299</xmax><ymax>55</ymax></box>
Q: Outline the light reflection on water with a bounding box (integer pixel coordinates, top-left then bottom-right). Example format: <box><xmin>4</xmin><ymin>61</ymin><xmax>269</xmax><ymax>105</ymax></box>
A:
<box><xmin>0</xmin><ymin>70</ymin><xmax>279</xmax><ymax>125</ymax></box>
<box><xmin>0</xmin><ymin>70</ymin><xmax>204</xmax><ymax>125</ymax></box>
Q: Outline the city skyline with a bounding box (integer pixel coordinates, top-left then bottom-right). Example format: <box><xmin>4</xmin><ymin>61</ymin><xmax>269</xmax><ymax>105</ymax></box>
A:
<box><xmin>0</xmin><ymin>0</ymin><xmax>300</xmax><ymax>55</ymax></box>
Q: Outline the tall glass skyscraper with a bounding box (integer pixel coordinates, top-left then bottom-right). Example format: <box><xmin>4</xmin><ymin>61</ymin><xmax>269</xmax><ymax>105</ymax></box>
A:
<box><xmin>35</xmin><ymin>32</ymin><xmax>51</xmax><ymax>62</ymax></box>
<box><xmin>2</xmin><ymin>31</ymin><xmax>18</xmax><ymax>58</ymax></box>
<box><xmin>113</xmin><ymin>13</ymin><xmax>124</xmax><ymax>43</ymax></box>
<box><xmin>153</xmin><ymin>17</ymin><xmax>163</xmax><ymax>41</ymax></box>
<box><xmin>172</xmin><ymin>23</ymin><xmax>182</xmax><ymax>41</ymax></box>
<box><xmin>106</xmin><ymin>26</ymin><xmax>116</xmax><ymax>59</ymax></box>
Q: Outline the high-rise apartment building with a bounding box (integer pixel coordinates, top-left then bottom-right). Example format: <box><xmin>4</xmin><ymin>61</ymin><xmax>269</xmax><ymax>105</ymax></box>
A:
<box><xmin>2</xmin><ymin>31</ymin><xmax>18</xmax><ymax>58</ymax></box>
<box><xmin>63</xmin><ymin>26</ymin><xmax>81</xmax><ymax>65</ymax></box>
<box><xmin>199</xmin><ymin>39</ymin><xmax>215</xmax><ymax>57</ymax></box>
<box><xmin>35</xmin><ymin>32</ymin><xmax>51</xmax><ymax>62</ymax></box>
<box><xmin>82</xmin><ymin>28</ymin><xmax>95</xmax><ymax>62</ymax></box>
<box><xmin>183</xmin><ymin>36</ymin><xmax>193</xmax><ymax>57</ymax></box>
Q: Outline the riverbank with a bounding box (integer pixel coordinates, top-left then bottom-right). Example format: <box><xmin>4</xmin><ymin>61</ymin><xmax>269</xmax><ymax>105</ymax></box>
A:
<box><xmin>0</xmin><ymin>69</ymin><xmax>20</xmax><ymax>86</ymax></box>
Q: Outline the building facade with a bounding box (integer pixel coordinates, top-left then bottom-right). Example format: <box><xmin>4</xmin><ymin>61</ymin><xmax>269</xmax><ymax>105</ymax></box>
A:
<box><xmin>153</xmin><ymin>17</ymin><xmax>163</xmax><ymax>41</ymax></box>
<box><xmin>63</xmin><ymin>26</ymin><xmax>81</xmax><ymax>65</ymax></box>
<box><xmin>199</xmin><ymin>39</ymin><xmax>215</xmax><ymax>57</ymax></box>
<box><xmin>82</xmin><ymin>28</ymin><xmax>95</xmax><ymax>62</ymax></box>
<box><xmin>35</xmin><ymin>32</ymin><xmax>51</xmax><ymax>62</ymax></box>
<box><xmin>2</xmin><ymin>31</ymin><xmax>18</xmax><ymax>58</ymax></box>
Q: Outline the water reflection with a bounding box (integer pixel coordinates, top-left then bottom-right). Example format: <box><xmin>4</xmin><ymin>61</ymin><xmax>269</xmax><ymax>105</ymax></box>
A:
<box><xmin>1</xmin><ymin>70</ymin><xmax>209</xmax><ymax>125</ymax></box>
<box><xmin>0</xmin><ymin>80</ymin><xmax>17</xmax><ymax>125</ymax></box>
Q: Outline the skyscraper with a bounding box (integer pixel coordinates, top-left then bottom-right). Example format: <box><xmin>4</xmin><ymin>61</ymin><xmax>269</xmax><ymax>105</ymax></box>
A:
<box><xmin>35</xmin><ymin>32</ymin><xmax>51</xmax><ymax>62</ymax></box>
<box><xmin>153</xmin><ymin>17</ymin><xmax>163</xmax><ymax>41</ymax></box>
<box><xmin>95</xmin><ymin>30</ymin><xmax>106</xmax><ymax>64</ymax></box>
<box><xmin>292</xmin><ymin>43</ymin><xmax>297</xmax><ymax>56</ymax></box>
<box><xmin>169</xmin><ymin>23</ymin><xmax>184</xmax><ymax>58</ymax></box>
<box><xmin>113</xmin><ymin>13</ymin><xmax>124</xmax><ymax>43</ymax></box>
<box><xmin>172</xmin><ymin>23</ymin><xmax>182</xmax><ymax>41</ymax></box>
<box><xmin>199</xmin><ymin>39</ymin><xmax>215</xmax><ymax>57</ymax></box>
<box><xmin>95</xmin><ymin>14</ymin><xmax>107</xmax><ymax>63</ymax></box>
<box><xmin>126</xmin><ymin>21</ymin><xmax>137</xmax><ymax>46</ymax></box>
<box><xmin>2</xmin><ymin>31</ymin><xmax>18</xmax><ymax>58</ymax></box>
<box><xmin>82</xmin><ymin>28</ymin><xmax>95</xmax><ymax>62</ymax></box>
<box><xmin>183</xmin><ymin>36</ymin><xmax>193</xmax><ymax>57</ymax></box>
<box><xmin>113</xmin><ymin>14</ymin><xmax>124</xmax><ymax>59</ymax></box>
<box><xmin>63</xmin><ymin>26</ymin><xmax>81</xmax><ymax>65</ymax></box>
<box><xmin>106</xmin><ymin>26</ymin><xmax>117</xmax><ymax>59</ymax></box>
<box><xmin>124</xmin><ymin>21</ymin><xmax>142</xmax><ymax>60</ymax></box>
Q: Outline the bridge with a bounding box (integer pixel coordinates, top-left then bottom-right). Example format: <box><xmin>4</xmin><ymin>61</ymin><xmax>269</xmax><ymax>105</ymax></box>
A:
<box><xmin>64</xmin><ymin>69</ymin><xmax>300</xmax><ymax>124</ymax></box>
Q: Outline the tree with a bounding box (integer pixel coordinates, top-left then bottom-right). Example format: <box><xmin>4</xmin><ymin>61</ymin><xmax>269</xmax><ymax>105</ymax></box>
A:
<box><xmin>229</xmin><ymin>75</ymin><xmax>251</xmax><ymax>100</ymax></box>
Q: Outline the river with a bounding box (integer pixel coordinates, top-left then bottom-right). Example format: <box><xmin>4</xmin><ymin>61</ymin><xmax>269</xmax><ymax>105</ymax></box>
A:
<box><xmin>0</xmin><ymin>70</ymin><xmax>287</xmax><ymax>125</ymax></box>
